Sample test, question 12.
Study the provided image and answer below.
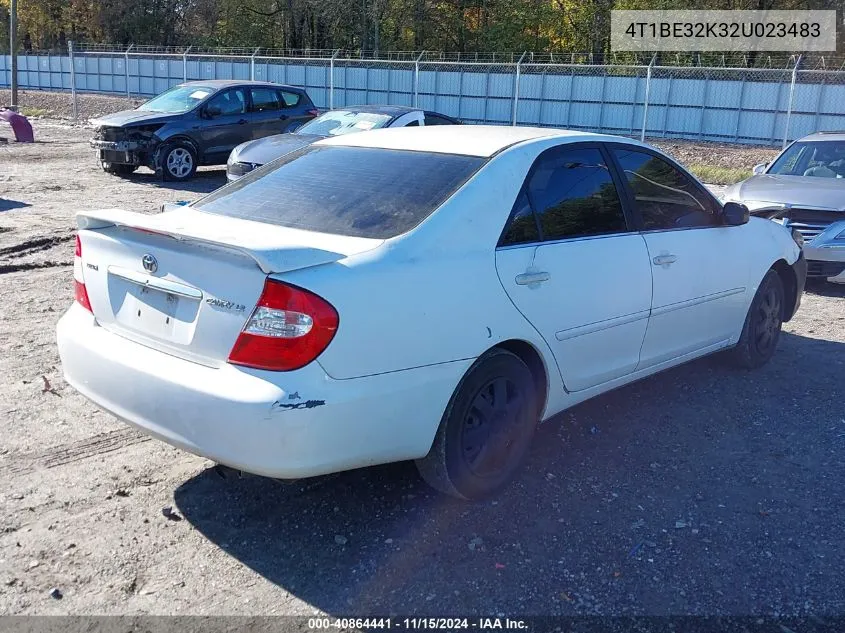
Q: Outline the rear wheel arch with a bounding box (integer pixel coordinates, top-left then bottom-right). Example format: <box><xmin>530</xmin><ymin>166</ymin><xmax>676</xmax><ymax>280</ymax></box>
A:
<box><xmin>770</xmin><ymin>258</ymin><xmax>798</xmax><ymax>322</ymax></box>
<box><xmin>489</xmin><ymin>339</ymin><xmax>549</xmax><ymax>420</ymax></box>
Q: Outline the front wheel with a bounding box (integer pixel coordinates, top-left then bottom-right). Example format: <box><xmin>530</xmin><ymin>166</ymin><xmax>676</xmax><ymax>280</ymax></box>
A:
<box><xmin>415</xmin><ymin>349</ymin><xmax>539</xmax><ymax>500</ymax></box>
<box><xmin>728</xmin><ymin>269</ymin><xmax>784</xmax><ymax>369</ymax></box>
<box><xmin>159</xmin><ymin>142</ymin><xmax>197</xmax><ymax>181</ymax></box>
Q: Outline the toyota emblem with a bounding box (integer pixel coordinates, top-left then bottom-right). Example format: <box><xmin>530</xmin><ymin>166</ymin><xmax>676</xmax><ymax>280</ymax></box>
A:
<box><xmin>141</xmin><ymin>254</ymin><xmax>158</xmax><ymax>273</ymax></box>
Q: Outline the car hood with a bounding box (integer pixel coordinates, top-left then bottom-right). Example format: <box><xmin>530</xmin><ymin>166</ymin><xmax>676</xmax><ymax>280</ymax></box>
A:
<box><xmin>89</xmin><ymin>109</ymin><xmax>181</xmax><ymax>128</ymax></box>
<box><xmin>725</xmin><ymin>174</ymin><xmax>845</xmax><ymax>212</ymax></box>
<box><xmin>234</xmin><ymin>133</ymin><xmax>325</xmax><ymax>165</ymax></box>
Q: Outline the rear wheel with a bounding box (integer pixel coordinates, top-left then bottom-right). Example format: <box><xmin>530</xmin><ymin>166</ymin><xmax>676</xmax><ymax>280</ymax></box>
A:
<box><xmin>102</xmin><ymin>162</ymin><xmax>137</xmax><ymax>177</ymax></box>
<box><xmin>160</xmin><ymin>142</ymin><xmax>197</xmax><ymax>181</ymax></box>
<box><xmin>729</xmin><ymin>269</ymin><xmax>784</xmax><ymax>369</ymax></box>
<box><xmin>416</xmin><ymin>349</ymin><xmax>539</xmax><ymax>500</ymax></box>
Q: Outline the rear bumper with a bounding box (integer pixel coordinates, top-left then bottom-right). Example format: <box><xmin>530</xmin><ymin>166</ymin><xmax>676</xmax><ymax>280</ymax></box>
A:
<box><xmin>57</xmin><ymin>303</ymin><xmax>466</xmax><ymax>479</ymax></box>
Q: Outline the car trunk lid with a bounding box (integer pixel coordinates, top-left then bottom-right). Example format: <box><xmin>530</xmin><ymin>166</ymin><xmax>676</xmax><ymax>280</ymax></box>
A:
<box><xmin>75</xmin><ymin>207</ymin><xmax>381</xmax><ymax>367</ymax></box>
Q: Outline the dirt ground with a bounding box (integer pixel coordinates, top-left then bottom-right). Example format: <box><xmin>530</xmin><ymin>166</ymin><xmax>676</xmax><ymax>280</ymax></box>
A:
<box><xmin>1</xmin><ymin>120</ymin><xmax>844</xmax><ymax>617</ymax></box>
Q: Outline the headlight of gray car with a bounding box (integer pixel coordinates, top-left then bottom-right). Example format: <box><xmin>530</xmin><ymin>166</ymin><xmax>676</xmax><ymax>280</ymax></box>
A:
<box><xmin>227</xmin><ymin>161</ymin><xmax>257</xmax><ymax>177</ymax></box>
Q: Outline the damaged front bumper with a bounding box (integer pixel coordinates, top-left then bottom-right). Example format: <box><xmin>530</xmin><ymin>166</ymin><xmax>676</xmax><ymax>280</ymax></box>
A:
<box><xmin>90</xmin><ymin>127</ymin><xmax>161</xmax><ymax>168</ymax></box>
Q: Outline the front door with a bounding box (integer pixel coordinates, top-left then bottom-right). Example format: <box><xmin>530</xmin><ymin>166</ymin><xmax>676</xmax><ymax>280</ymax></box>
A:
<box><xmin>198</xmin><ymin>87</ymin><xmax>250</xmax><ymax>163</ymax></box>
<box><xmin>610</xmin><ymin>146</ymin><xmax>749</xmax><ymax>369</ymax></box>
<box><xmin>495</xmin><ymin>145</ymin><xmax>653</xmax><ymax>392</ymax></box>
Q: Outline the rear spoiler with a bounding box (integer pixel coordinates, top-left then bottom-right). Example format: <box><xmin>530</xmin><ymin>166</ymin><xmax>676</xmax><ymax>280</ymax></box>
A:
<box><xmin>76</xmin><ymin>208</ymin><xmax>381</xmax><ymax>275</ymax></box>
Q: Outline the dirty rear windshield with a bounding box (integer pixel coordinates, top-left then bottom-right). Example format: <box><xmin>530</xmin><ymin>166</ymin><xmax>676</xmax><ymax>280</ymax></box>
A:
<box><xmin>194</xmin><ymin>146</ymin><xmax>485</xmax><ymax>239</ymax></box>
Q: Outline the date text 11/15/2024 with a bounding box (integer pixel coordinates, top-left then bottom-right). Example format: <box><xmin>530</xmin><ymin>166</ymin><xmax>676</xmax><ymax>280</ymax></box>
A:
<box><xmin>307</xmin><ymin>618</ymin><xmax>529</xmax><ymax>630</ymax></box>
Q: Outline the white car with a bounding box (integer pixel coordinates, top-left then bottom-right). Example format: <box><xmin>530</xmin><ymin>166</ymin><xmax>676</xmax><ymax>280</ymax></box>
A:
<box><xmin>57</xmin><ymin>126</ymin><xmax>807</xmax><ymax>499</ymax></box>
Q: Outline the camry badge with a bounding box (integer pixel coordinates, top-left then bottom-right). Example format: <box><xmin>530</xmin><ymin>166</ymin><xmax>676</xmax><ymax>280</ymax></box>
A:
<box><xmin>141</xmin><ymin>254</ymin><xmax>158</xmax><ymax>273</ymax></box>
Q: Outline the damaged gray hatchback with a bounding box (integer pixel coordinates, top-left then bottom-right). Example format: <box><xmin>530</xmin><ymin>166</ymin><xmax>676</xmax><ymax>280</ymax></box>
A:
<box><xmin>89</xmin><ymin>80</ymin><xmax>317</xmax><ymax>181</ymax></box>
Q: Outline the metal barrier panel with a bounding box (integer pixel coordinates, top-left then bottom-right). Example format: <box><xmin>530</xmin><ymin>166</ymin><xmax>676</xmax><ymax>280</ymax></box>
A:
<box><xmin>2</xmin><ymin>48</ymin><xmax>845</xmax><ymax>145</ymax></box>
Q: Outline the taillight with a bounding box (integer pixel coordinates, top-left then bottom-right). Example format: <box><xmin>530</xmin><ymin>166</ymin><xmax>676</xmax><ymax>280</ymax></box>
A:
<box><xmin>228</xmin><ymin>279</ymin><xmax>338</xmax><ymax>371</ymax></box>
<box><xmin>306</xmin><ymin>109</ymin><xmax>320</xmax><ymax>117</ymax></box>
<box><xmin>73</xmin><ymin>234</ymin><xmax>93</xmax><ymax>313</ymax></box>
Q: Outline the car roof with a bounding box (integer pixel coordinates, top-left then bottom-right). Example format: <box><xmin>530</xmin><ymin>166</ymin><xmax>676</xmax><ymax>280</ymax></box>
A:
<box><xmin>315</xmin><ymin>125</ymin><xmax>635</xmax><ymax>157</ymax></box>
<box><xmin>179</xmin><ymin>79</ymin><xmax>306</xmax><ymax>92</ymax></box>
<box><xmin>797</xmin><ymin>131</ymin><xmax>845</xmax><ymax>142</ymax></box>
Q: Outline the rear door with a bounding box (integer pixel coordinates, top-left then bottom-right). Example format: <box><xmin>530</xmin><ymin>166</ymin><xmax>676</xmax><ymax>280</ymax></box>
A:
<box><xmin>198</xmin><ymin>87</ymin><xmax>250</xmax><ymax>163</ymax></box>
<box><xmin>248</xmin><ymin>87</ymin><xmax>310</xmax><ymax>138</ymax></box>
<box><xmin>495</xmin><ymin>144</ymin><xmax>653</xmax><ymax>392</ymax></box>
<box><xmin>609</xmin><ymin>145</ymin><xmax>749</xmax><ymax>368</ymax></box>
<box><xmin>248</xmin><ymin>86</ymin><xmax>288</xmax><ymax>139</ymax></box>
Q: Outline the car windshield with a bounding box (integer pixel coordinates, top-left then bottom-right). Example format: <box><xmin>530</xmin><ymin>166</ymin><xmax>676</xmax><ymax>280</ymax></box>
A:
<box><xmin>768</xmin><ymin>140</ymin><xmax>845</xmax><ymax>178</ymax></box>
<box><xmin>193</xmin><ymin>146</ymin><xmax>484</xmax><ymax>239</ymax></box>
<box><xmin>137</xmin><ymin>85</ymin><xmax>215</xmax><ymax>113</ymax></box>
<box><xmin>296</xmin><ymin>110</ymin><xmax>393</xmax><ymax>137</ymax></box>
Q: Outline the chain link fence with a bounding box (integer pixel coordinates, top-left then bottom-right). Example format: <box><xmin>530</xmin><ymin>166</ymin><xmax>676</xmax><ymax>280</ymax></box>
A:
<box><xmin>2</xmin><ymin>45</ymin><xmax>844</xmax><ymax>146</ymax></box>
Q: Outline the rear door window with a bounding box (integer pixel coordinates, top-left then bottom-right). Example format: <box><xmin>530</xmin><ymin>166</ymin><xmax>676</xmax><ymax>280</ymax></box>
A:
<box><xmin>194</xmin><ymin>146</ymin><xmax>485</xmax><ymax>239</ymax></box>
<box><xmin>250</xmin><ymin>88</ymin><xmax>282</xmax><ymax>112</ymax></box>
<box><xmin>527</xmin><ymin>147</ymin><xmax>628</xmax><ymax>241</ymax></box>
<box><xmin>424</xmin><ymin>113</ymin><xmax>454</xmax><ymax>126</ymax></box>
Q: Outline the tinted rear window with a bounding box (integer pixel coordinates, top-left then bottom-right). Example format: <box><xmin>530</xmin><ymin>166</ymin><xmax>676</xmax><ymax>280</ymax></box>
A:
<box><xmin>194</xmin><ymin>146</ymin><xmax>484</xmax><ymax>239</ymax></box>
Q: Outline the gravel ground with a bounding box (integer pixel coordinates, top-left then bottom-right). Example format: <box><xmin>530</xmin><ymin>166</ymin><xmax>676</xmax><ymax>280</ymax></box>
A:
<box><xmin>1</xmin><ymin>121</ymin><xmax>844</xmax><ymax>617</ymax></box>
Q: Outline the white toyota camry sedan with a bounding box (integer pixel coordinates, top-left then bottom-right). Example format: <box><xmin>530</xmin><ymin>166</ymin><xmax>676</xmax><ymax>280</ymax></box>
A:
<box><xmin>57</xmin><ymin>126</ymin><xmax>807</xmax><ymax>499</ymax></box>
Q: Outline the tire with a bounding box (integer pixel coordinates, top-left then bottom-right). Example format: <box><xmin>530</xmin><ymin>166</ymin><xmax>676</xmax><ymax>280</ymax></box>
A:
<box><xmin>159</xmin><ymin>142</ymin><xmax>197</xmax><ymax>181</ymax></box>
<box><xmin>729</xmin><ymin>269</ymin><xmax>785</xmax><ymax>369</ymax></box>
<box><xmin>415</xmin><ymin>349</ymin><xmax>539</xmax><ymax>500</ymax></box>
<box><xmin>102</xmin><ymin>162</ymin><xmax>137</xmax><ymax>176</ymax></box>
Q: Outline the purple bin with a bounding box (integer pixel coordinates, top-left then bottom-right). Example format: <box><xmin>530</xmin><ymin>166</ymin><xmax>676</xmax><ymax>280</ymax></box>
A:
<box><xmin>0</xmin><ymin>109</ymin><xmax>34</xmax><ymax>143</ymax></box>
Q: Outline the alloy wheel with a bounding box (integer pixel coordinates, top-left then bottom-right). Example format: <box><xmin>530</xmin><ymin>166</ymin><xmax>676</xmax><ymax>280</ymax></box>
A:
<box><xmin>166</xmin><ymin>148</ymin><xmax>194</xmax><ymax>178</ymax></box>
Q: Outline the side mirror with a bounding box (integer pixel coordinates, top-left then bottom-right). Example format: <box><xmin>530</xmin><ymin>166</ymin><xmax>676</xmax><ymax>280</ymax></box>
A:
<box><xmin>752</xmin><ymin>163</ymin><xmax>768</xmax><ymax>175</ymax></box>
<box><xmin>202</xmin><ymin>106</ymin><xmax>220</xmax><ymax>119</ymax></box>
<box><xmin>722</xmin><ymin>201</ymin><xmax>750</xmax><ymax>226</ymax></box>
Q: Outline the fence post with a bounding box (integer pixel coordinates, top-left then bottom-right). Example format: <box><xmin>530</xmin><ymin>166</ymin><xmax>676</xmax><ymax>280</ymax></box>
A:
<box><xmin>413</xmin><ymin>51</ymin><xmax>425</xmax><ymax>107</ymax></box>
<box><xmin>182</xmin><ymin>45</ymin><xmax>192</xmax><ymax>83</ymax></box>
<box><xmin>783</xmin><ymin>55</ymin><xmax>802</xmax><ymax>149</ymax></box>
<box><xmin>125</xmin><ymin>44</ymin><xmax>133</xmax><ymax>98</ymax></box>
<box><xmin>68</xmin><ymin>40</ymin><xmax>78</xmax><ymax>122</ymax></box>
<box><xmin>250</xmin><ymin>48</ymin><xmax>260</xmax><ymax>81</ymax></box>
<box><xmin>512</xmin><ymin>51</ymin><xmax>526</xmax><ymax>126</ymax></box>
<box><xmin>329</xmin><ymin>49</ymin><xmax>340</xmax><ymax>109</ymax></box>
<box><xmin>640</xmin><ymin>54</ymin><xmax>656</xmax><ymax>142</ymax></box>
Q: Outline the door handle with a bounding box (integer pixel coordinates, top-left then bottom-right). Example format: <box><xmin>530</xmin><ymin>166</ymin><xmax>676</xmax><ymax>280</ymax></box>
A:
<box><xmin>515</xmin><ymin>271</ymin><xmax>550</xmax><ymax>285</ymax></box>
<box><xmin>652</xmin><ymin>254</ymin><xmax>677</xmax><ymax>267</ymax></box>
<box><xmin>238</xmin><ymin>119</ymin><xmax>248</xmax><ymax>125</ymax></box>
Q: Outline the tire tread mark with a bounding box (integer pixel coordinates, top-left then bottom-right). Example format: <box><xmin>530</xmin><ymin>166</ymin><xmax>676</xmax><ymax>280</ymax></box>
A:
<box><xmin>2</xmin><ymin>428</ymin><xmax>151</xmax><ymax>476</ymax></box>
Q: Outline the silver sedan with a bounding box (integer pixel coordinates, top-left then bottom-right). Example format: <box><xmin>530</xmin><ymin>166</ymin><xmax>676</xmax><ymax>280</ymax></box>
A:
<box><xmin>721</xmin><ymin>131</ymin><xmax>845</xmax><ymax>284</ymax></box>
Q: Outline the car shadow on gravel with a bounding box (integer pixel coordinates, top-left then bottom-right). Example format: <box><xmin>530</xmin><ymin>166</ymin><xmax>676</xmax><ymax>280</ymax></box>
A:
<box><xmin>805</xmin><ymin>281</ymin><xmax>845</xmax><ymax>299</ymax></box>
<box><xmin>120</xmin><ymin>168</ymin><xmax>227</xmax><ymax>196</ymax></box>
<box><xmin>174</xmin><ymin>331</ymin><xmax>845</xmax><ymax>616</ymax></box>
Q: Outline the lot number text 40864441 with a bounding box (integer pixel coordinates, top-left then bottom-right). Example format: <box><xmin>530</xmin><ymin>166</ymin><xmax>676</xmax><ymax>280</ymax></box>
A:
<box><xmin>307</xmin><ymin>617</ymin><xmax>529</xmax><ymax>630</ymax></box>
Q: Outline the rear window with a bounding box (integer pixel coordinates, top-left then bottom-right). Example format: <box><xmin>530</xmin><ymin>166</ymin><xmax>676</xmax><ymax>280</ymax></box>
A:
<box><xmin>194</xmin><ymin>146</ymin><xmax>485</xmax><ymax>239</ymax></box>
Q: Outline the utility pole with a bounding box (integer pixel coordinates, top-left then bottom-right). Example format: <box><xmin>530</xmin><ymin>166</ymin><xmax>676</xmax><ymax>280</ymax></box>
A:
<box><xmin>9</xmin><ymin>0</ymin><xmax>18</xmax><ymax>110</ymax></box>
